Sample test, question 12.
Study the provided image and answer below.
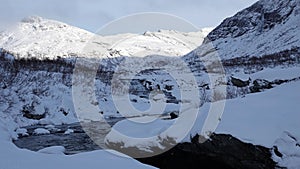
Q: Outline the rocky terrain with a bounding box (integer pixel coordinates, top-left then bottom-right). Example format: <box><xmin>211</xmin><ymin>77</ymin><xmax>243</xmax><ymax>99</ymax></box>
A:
<box><xmin>138</xmin><ymin>134</ymin><xmax>276</xmax><ymax>169</ymax></box>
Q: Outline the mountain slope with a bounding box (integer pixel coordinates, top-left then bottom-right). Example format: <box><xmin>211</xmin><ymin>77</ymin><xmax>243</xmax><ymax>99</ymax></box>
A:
<box><xmin>0</xmin><ymin>16</ymin><xmax>95</xmax><ymax>59</ymax></box>
<box><xmin>204</xmin><ymin>0</ymin><xmax>300</xmax><ymax>59</ymax></box>
<box><xmin>185</xmin><ymin>0</ymin><xmax>300</xmax><ymax>60</ymax></box>
<box><xmin>183</xmin><ymin>0</ymin><xmax>300</xmax><ymax>100</ymax></box>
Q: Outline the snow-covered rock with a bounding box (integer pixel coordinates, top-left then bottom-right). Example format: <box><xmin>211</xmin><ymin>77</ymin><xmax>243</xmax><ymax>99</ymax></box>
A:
<box><xmin>64</xmin><ymin>129</ymin><xmax>74</xmax><ymax>135</ymax></box>
<box><xmin>15</xmin><ymin>128</ymin><xmax>28</xmax><ymax>137</ymax></box>
<box><xmin>273</xmin><ymin>131</ymin><xmax>300</xmax><ymax>169</ymax></box>
<box><xmin>33</xmin><ymin>128</ymin><xmax>50</xmax><ymax>135</ymax></box>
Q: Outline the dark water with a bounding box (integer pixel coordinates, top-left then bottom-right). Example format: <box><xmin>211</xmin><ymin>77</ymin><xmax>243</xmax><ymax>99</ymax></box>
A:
<box><xmin>13</xmin><ymin>118</ymin><xmax>124</xmax><ymax>155</ymax></box>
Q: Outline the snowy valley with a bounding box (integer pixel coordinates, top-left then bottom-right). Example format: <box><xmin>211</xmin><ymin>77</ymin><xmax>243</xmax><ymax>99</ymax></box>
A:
<box><xmin>1</xmin><ymin>0</ymin><xmax>300</xmax><ymax>168</ymax></box>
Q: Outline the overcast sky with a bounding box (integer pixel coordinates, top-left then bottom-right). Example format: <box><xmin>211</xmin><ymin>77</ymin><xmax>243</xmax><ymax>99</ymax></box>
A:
<box><xmin>0</xmin><ymin>0</ymin><xmax>258</xmax><ymax>33</ymax></box>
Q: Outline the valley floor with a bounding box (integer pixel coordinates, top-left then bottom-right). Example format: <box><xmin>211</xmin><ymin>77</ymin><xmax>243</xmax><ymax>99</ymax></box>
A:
<box><xmin>1</xmin><ymin>80</ymin><xmax>299</xmax><ymax>169</ymax></box>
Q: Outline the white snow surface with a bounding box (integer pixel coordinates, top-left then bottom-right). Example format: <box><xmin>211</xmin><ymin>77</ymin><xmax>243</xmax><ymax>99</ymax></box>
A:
<box><xmin>215</xmin><ymin>81</ymin><xmax>300</xmax><ymax>147</ymax></box>
<box><xmin>37</xmin><ymin>146</ymin><xmax>66</xmax><ymax>155</ymax></box>
<box><xmin>0</xmin><ymin>141</ymin><xmax>157</xmax><ymax>169</ymax></box>
<box><xmin>272</xmin><ymin>131</ymin><xmax>300</xmax><ymax>169</ymax></box>
<box><xmin>231</xmin><ymin>66</ymin><xmax>300</xmax><ymax>82</ymax></box>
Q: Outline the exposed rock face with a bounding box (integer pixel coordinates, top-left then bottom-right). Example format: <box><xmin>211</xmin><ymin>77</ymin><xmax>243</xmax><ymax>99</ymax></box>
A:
<box><xmin>250</xmin><ymin>79</ymin><xmax>273</xmax><ymax>93</ymax></box>
<box><xmin>185</xmin><ymin>0</ymin><xmax>300</xmax><ymax>62</ymax></box>
<box><xmin>230</xmin><ymin>76</ymin><xmax>251</xmax><ymax>88</ymax></box>
<box><xmin>138</xmin><ymin>134</ymin><xmax>277</xmax><ymax>169</ymax></box>
<box><xmin>207</xmin><ymin>0</ymin><xmax>298</xmax><ymax>41</ymax></box>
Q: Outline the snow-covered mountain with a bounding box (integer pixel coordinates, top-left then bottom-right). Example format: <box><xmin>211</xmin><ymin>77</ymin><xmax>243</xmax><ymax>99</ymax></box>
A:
<box><xmin>0</xmin><ymin>16</ymin><xmax>95</xmax><ymax>59</ymax></box>
<box><xmin>185</xmin><ymin>0</ymin><xmax>300</xmax><ymax>64</ymax></box>
<box><xmin>205</xmin><ymin>0</ymin><xmax>300</xmax><ymax>59</ymax></box>
<box><xmin>0</xmin><ymin>16</ymin><xmax>210</xmax><ymax>59</ymax></box>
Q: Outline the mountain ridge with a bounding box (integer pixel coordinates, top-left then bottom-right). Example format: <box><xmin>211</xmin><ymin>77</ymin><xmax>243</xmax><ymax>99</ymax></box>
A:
<box><xmin>0</xmin><ymin>16</ymin><xmax>211</xmax><ymax>60</ymax></box>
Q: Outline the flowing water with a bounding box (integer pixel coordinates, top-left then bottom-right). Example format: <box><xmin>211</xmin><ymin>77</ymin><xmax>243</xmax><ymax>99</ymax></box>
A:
<box><xmin>13</xmin><ymin>118</ymin><xmax>124</xmax><ymax>155</ymax></box>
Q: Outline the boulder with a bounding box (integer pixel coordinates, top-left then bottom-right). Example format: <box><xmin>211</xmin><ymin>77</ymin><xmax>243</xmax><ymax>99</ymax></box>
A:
<box><xmin>138</xmin><ymin>133</ymin><xmax>276</xmax><ymax>169</ymax></box>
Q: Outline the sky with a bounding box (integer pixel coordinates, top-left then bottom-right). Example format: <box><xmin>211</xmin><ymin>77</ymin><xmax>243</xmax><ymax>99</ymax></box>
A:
<box><xmin>0</xmin><ymin>0</ymin><xmax>258</xmax><ymax>33</ymax></box>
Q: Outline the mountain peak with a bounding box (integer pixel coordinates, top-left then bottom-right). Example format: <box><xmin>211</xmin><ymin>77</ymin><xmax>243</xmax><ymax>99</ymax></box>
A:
<box><xmin>0</xmin><ymin>16</ymin><xmax>96</xmax><ymax>60</ymax></box>
<box><xmin>21</xmin><ymin>16</ymin><xmax>43</xmax><ymax>23</ymax></box>
<box><xmin>19</xmin><ymin>16</ymin><xmax>83</xmax><ymax>34</ymax></box>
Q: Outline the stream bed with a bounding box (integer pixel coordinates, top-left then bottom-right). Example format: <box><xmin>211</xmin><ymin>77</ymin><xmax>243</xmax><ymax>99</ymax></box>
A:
<box><xmin>13</xmin><ymin>118</ymin><xmax>124</xmax><ymax>154</ymax></box>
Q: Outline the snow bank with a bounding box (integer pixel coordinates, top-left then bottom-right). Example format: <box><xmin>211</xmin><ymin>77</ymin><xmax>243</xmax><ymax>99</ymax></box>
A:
<box><xmin>105</xmin><ymin>116</ymin><xmax>176</xmax><ymax>151</ymax></box>
<box><xmin>0</xmin><ymin>140</ymin><xmax>157</xmax><ymax>169</ymax></box>
<box><xmin>232</xmin><ymin>66</ymin><xmax>300</xmax><ymax>82</ymax></box>
<box><xmin>215</xmin><ymin>81</ymin><xmax>300</xmax><ymax>147</ymax></box>
<box><xmin>214</xmin><ymin>81</ymin><xmax>300</xmax><ymax>168</ymax></box>
<box><xmin>105</xmin><ymin>102</ymin><xmax>205</xmax><ymax>156</ymax></box>
<box><xmin>273</xmin><ymin>132</ymin><xmax>300</xmax><ymax>169</ymax></box>
<box><xmin>37</xmin><ymin>146</ymin><xmax>66</xmax><ymax>155</ymax></box>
